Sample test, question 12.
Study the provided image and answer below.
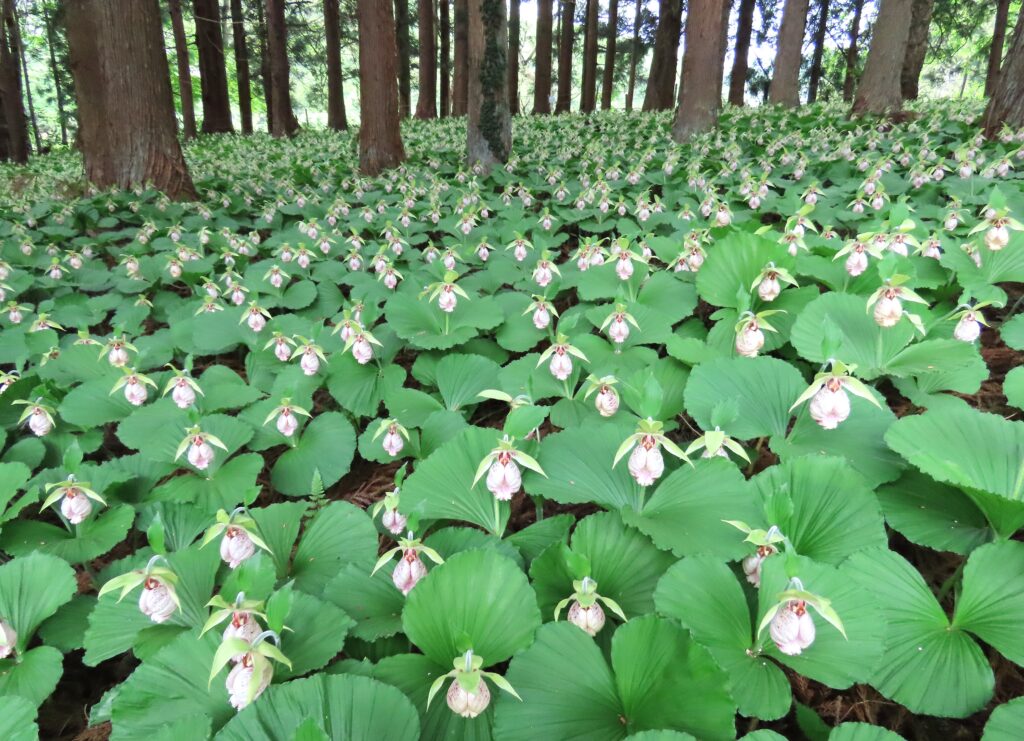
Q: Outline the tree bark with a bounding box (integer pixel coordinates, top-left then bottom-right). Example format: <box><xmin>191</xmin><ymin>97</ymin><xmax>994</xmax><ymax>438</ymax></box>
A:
<box><xmin>983</xmin><ymin>4</ymin><xmax>1024</xmax><ymax>137</ymax></box>
<box><xmin>0</xmin><ymin>0</ymin><xmax>28</xmax><ymax>162</ymax></box>
<box><xmin>842</xmin><ymin>0</ymin><xmax>864</xmax><ymax>102</ymax></box>
<box><xmin>534</xmin><ymin>0</ymin><xmax>554</xmax><ymax>112</ymax></box>
<box><xmin>556</xmin><ymin>0</ymin><xmax>576</xmax><ymax>112</ymax></box>
<box><xmin>11</xmin><ymin>3</ymin><xmax>38</xmax><ymax>153</ymax></box>
<box><xmin>580</xmin><ymin>0</ymin><xmax>599</xmax><ymax>112</ymax></box>
<box><xmin>168</xmin><ymin>0</ymin><xmax>197</xmax><ymax>139</ymax></box>
<box><xmin>768</xmin><ymin>0</ymin><xmax>811</xmax><ymax>106</ymax></box>
<box><xmin>851</xmin><ymin>0</ymin><xmax>913</xmax><ymax>114</ymax></box>
<box><xmin>453</xmin><ymin>0</ymin><xmax>468</xmax><ymax>115</ymax></box>
<box><xmin>601</xmin><ymin>0</ymin><xmax>618</xmax><ymax>109</ymax></box>
<box><xmin>728</xmin><ymin>0</ymin><xmax>754</xmax><ymax>106</ymax></box>
<box><xmin>643</xmin><ymin>0</ymin><xmax>682</xmax><ymax>111</ymax></box>
<box><xmin>440</xmin><ymin>0</ymin><xmax>450</xmax><ymax>115</ymax></box>
<box><xmin>900</xmin><ymin>0</ymin><xmax>933</xmax><ymax>101</ymax></box>
<box><xmin>266</xmin><ymin>0</ymin><xmax>298</xmax><ymax>136</ymax></box>
<box><xmin>986</xmin><ymin>0</ymin><xmax>1012</xmax><ymax>96</ymax></box>
<box><xmin>257</xmin><ymin>0</ymin><xmax>273</xmax><ymax>132</ymax></box>
<box><xmin>193</xmin><ymin>0</ymin><xmax>233</xmax><ymax>132</ymax></box>
<box><xmin>507</xmin><ymin>0</ymin><xmax>520</xmax><ymax>114</ymax></box>
<box><xmin>807</xmin><ymin>0</ymin><xmax>830</xmax><ymax>103</ymax></box>
<box><xmin>358</xmin><ymin>0</ymin><xmax>406</xmax><ymax>173</ymax></box>
<box><xmin>414</xmin><ymin>0</ymin><xmax>437</xmax><ymax>117</ymax></box>
<box><xmin>674</xmin><ymin>0</ymin><xmax>728</xmax><ymax>141</ymax></box>
<box><xmin>394</xmin><ymin>0</ymin><xmax>411</xmax><ymax>118</ymax></box>
<box><xmin>65</xmin><ymin>0</ymin><xmax>195</xmax><ymax>198</ymax></box>
<box><xmin>324</xmin><ymin>0</ymin><xmax>348</xmax><ymax>129</ymax></box>
<box><xmin>43</xmin><ymin>4</ymin><xmax>67</xmax><ymax>146</ymax></box>
<box><xmin>467</xmin><ymin>0</ymin><xmax>510</xmax><ymax>168</ymax></box>
<box><xmin>625</xmin><ymin>0</ymin><xmax>641</xmax><ymax>110</ymax></box>
<box><xmin>230</xmin><ymin>0</ymin><xmax>253</xmax><ymax>133</ymax></box>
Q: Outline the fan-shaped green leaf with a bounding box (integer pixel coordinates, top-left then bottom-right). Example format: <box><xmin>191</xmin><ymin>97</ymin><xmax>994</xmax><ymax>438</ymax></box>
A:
<box><xmin>0</xmin><ymin>504</ymin><xmax>134</xmax><ymax>563</ymax></box>
<box><xmin>323</xmin><ymin>565</ymin><xmax>405</xmax><ymax>642</ymax></box>
<box><xmin>983</xmin><ymin>696</ymin><xmax>1024</xmax><ymax>740</ymax></box>
<box><xmin>0</xmin><ymin>553</ymin><xmax>76</xmax><ymax>652</ymax></box>
<box><xmin>271</xmin><ymin>412</ymin><xmax>356</xmax><ymax>496</ymax></box>
<box><xmin>436</xmin><ymin>354</ymin><xmax>502</xmax><ymax>411</ymax></box>
<box><xmin>292</xmin><ymin>501</ymin><xmax>378</xmax><ymax>595</ymax></box>
<box><xmin>696</xmin><ymin>232</ymin><xmax>793</xmax><ymax>309</ymax></box>
<box><xmin>953</xmin><ymin>540</ymin><xmax>1024</xmax><ymax>666</ymax></box>
<box><xmin>0</xmin><ymin>695</ymin><xmax>39</xmax><ymax>741</ymax></box>
<box><xmin>0</xmin><ymin>646</ymin><xmax>62</xmax><ymax>708</ymax></box>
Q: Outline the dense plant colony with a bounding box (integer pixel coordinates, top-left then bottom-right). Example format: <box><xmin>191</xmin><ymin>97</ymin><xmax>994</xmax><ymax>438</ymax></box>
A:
<box><xmin>0</xmin><ymin>102</ymin><xmax>1023</xmax><ymax>740</ymax></box>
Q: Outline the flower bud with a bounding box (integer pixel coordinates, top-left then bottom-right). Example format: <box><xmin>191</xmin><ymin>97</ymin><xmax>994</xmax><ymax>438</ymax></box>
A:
<box><xmin>809</xmin><ymin>378</ymin><xmax>851</xmax><ymax>430</ymax></box>
<box><xmin>226</xmin><ymin>653</ymin><xmax>272</xmax><ymax>710</ymax></box>
<box><xmin>567</xmin><ymin>600</ymin><xmax>606</xmax><ymax>636</ymax></box>
<box><xmin>138</xmin><ymin>577</ymin><xmax>177</xmax><ymax>623</ymax></box>
<box><xmin>61</xmin><ymin>487</ymin><xmax>93</xmax><ymax>524</ymax></box>
<box><xmin>446</xmin><ymin>677</ymin><xmax>491</xmax><ymax>718</ymax></box>
<box><xmin>393</xmin><ymin>548</ymin><xmax>428</xmax><ymax>595</ymax></box>
<box><xmin>220</xmin><ymin>526</ymin><xmax>256</xmax><ymax>569</ymax></box>
<box><xmin>770</xmin><ymin>600</ymin><xmax>816</xmax><ymax>656</ymax></box>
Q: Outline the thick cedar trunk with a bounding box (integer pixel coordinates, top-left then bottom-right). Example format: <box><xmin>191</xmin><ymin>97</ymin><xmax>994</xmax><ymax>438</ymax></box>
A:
<box><xmin>534</xmin><ymin>0</ymin><xmax>553</xmax><ymax>113</ymax></box>
<box><xmin>453</xmin><ymin>0</ymin><xmax>468</xmax><ymax>115</ymax></box>
<box><xmin>266</xmin><ymin>0</ymin><xmax>298</xmax><ymax>136</ymax></box>
<box><xmin>580</xmin><ymin>0</ymin><xmax>599</xmax><ymax>112</ymax></box>
<box><xmin>415</xmin><ymin>0</ymin><xmax>437</xmax><ymax>117</ymax></box>
<box><xmin>556</xmin><ymin>0</ymin><xmax>576</xmax><ymax>112</ymax></box>
<box><xmin>324</xmin><ymin>0</ymin><xmax>348</xmax><ymax>129</ymax></box>
<box><xmin>643</xmin><ymin>0</ymin><xmax>682</xmax><ymax>111</ymax></box>
<box><xmin>625</xmin><ymin>0</ymin><xmax>641</xmax><ymax>110</ymax></box>
<box><xmin>768</xmin><ymin>0</ymin><xmax>811</xmax><ymax>106</ymax></box>
<box><xmin>358</xmin><ymin>0</ymin><xmax>405</xmax><ymax>173</ymax></box>
<box><xmin>43</xmin><ymin>5</ymin><xmax>67</xmax><ymax>145</ymax></box>
<box><xmin>12</xmin><ymin>4</ymin><xmax>38</xmax><ymax>152</ymax></box>
<box><xmin>728</xmin><ymin>0</ymin><xmax>754</xmax><ymax>105</ymax></box>
<box><xmin>986</xmin><ymin>0</ymin><xmax>1012</xmax><ymax>96</ymax></box>
<box><xmin>0</xmin><ymin>0</ymin><xmax>28</xmax><ymax>162</ymax></box>
<box><xmin>674</xmin><ymin>0</ymin><xmax>728</xmax><ymax>141</ymax></box>
<box><xmin>717</xmin><ymin>0</ymin><xmax>731</xmax><ymax>95</ymax></box>
<box><xmin>601</xmin><ymin>0</ymin><xmax>618</xmax><ymax>109</ymax></box>
<box><xmin>193</xmin><ymin>0</ymin><xmax>233</xmax><ymax>132</ymax></box>
<box><xmin>507</xmin><ymin>0</ymin><xmax>520</xmax><ymax>114</ymax></box>
<box><xmin>900</xmin><ymin>0</ymin><xmax>933</xmax><ymax>100</ymax></box>
<box><xmin>467</xmin><ymin>0</ymin><xmax>510</xmax><ymax>168</ymax></box>
<box><xmin>65</xmin><ymin>0</ymin><xmax>195</xmax><ymax>198</ymax></box>
<box><xmin>257</xmin><ymin>0</ymin><xmax>273</xmax><ymax>132</ymax></box>
<box><xmin>168</xmin><ymin>0</ymin><xmax>197</xmax><ymax>139</ymax></box>
<box><xmin>230</xmin><ymin>0</ymin><xmax>253</xmax><ymax>133</ymax></box>
<box><xmin>440</xmin><ymin>0</ymin><xmax>450</xmax><ymax>115</ymax></box>
<box><xmin>807</xmin><ymin>0</ymin><xmax>830</xmax><ymax>103</ymax></box>
<box><xmin>851</xmin><ymin>0</ymin><xmax>913</xmax><ymax>114</ymax></box>
<box><xmin>984</xmin><ymin>4</ymin><xmax>1024</xmax><ymax>137</ymax></box>
<box><xmin>842</xmin><ymin>0</ymin><xmax>864</xmax><ymax>102</ymax></box>
<box><xmin>394</xmin><ymin>0</ymin><xmax>411</xmax><ymax>118</ymax></box>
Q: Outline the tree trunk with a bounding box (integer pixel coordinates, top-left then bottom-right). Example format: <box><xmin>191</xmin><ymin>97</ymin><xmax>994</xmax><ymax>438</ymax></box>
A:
<box><xmin>842</xmin><ymin>0</ymin><xmax>864</xmax><ymax>102</ymax></box>
<box><xmin>167</xmin><ymin>0</ymin><xmax>197</xmax><ymax>139</ymax></box>
<box><xmin>674</xmin><ymin>0</ymin><xmax>728</xmax><ymax>141</ymax></box>
<box><xmin>394</xmin><ymin>0</ymin><xmax>411</xmax><ymax>118</ymax></box>
<box><xmin>728</xmin><ymin>0</ymin><xmax>754</xmax><ymax>106</ymax></box>
<box><xmin>257</xmin><ymin>0</ymin><xmax>273</xmax><ymax>132</ymax></box>
<box><xmin>192</xmin><ymin>0</ymin><xmax>233</xmax><ymax>132</ymax></box>
<box><xmin>230</xmin><ymin>0</ymin><xmax>253</xmax><ymax>133</ymax></box>
<box><xmin>440</xmin><ymin>0</ymin><xmax>450</xmax><ymax>115</ymax></box>
<box><xmin>266</xmin><ymin>0</ymin><xmax>298</xmax><ymax>136</ymax></box>
<box><xmin>43</xmin><ymin>4</ymin><xmax>67</xmax><ymax>146</ymax></box>
<box><xmin>556</xmin><ymin>0</ymin><xmax>576</xmax><ymax>112</ymax></box>
<box><xmin>65</xmin><ymin>0</ymin><xmax>195</xmax><ymax>198</ymax></box>
<box><xmin>12</xmin><ymin>4</ymin><xmax>38</xmax><ymax>152</ymax></box>
<box><xmin>580</xmin><ymin>0</ymin><xmax>599</xmax><ymax>112</ymax></box>
<box><xmin>467</xmin><ymin>0</ymin><xmax>510</xmax><ymax>168</ymax></box>
<box><xmin>768</xmin><ymin>0</ymin><xmax>810</xmax><ymax>106</ymax></box>
<box><xmin>452</xmin><ymin>0</ymin><xmax>468</xmax><ymax>115</ymax></box>
<box><xmin>601</xmin><ymin>0</ymin><xmax>618</xmax><ymax>109</ymax></box>
<box><xmin>983</xmin><ymin>4</ymin><xmax>1024</xmax><ymax>137</ymax></box>
<box><xmin>900</xmin><ymin>0</ymin><xmax>933</xmax><ymax>101</ymax></box>
<box><xmin>851</xmin><ymin>0</ymin><xmax>913</xmax><ymax>114</ymax></box>
<box><xmin>507</xmin><ymin>0</ymin><xmax>520</xmax><ymax>114</ymax></box>
<box><xmin>625</xmin><ymin>0</ymin><xmax>641</xmax><ymax>110</ymax></box>
<box><xmin>807</xmin><ymin>0</ymin><xmax>830</xmax><ymax>103</ymax></box>
<box><xmin>324</xmin><ymin>0</ymin><xmax>348</xmax><ymax>129</ymax></box>
<box><xmin>358</xmin><ymin>0</ymin><xmax>405</xmax><ymax>173</ymax></box>
<box><xmin>643</xmin><ymin>0</ymin><xmax>682</xmax><ymax>111</ymax></box>
<box><xmin>534</xmin><ymin>0</ymin><xmax>554</xmax><ymax>113</ymax></box>
<box><xmin>0</xmin><ymin>0</ymin><xmax>28</xmax><ymax>162</ymax></box>
<box><xmin>986</xmin><ymin>0</ymin><xmax>1012</xmax><ymax>96</ymax></box>
<box><xmin>414</xmin><ymin>0</ymin><xmax>437</xmax><ymax>117</ymax></box>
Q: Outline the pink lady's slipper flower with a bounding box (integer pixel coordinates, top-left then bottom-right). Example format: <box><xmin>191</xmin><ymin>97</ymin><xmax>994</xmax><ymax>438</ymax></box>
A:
<box><xmin>372</xmin><ymin>418</ymin><xmax>410</xmax><ymax>457</ymax></box>
<box><xmin>473</xmin><ymin>435</ymin><xmax>546</xmax><ymax>503</ymax></box>
<box><xmin>202</xmin><ymin>508</ymin><xmax>272</xmax><ymax>569</ymax></box>
<box><xmin>615</xmin><ymin>418</ymin><xmax>690</xmax><ymax>488</ymax></box>
<box><xmin>176</xmin><ymin>425</ymin><xmax>229</xmax><ymax>472</ymax></box>
<box><xmin>866</xmin><ymin>276</ymin><xmax>928</xmax><ymax>333</ymax></box>
<box><xmin>373</xmin><ymin>533</ymin><xmax>445</xmax><ymax>596</ymax></box>
<box><xmin>554</xmin><ymin>576</ymin><xmax>628</xmax><ymax>637</ymax></box>
<box><xmin>756</xmin><ymin>576</ymin><xmax>846</xmax><ymax>658</ymax></box>
<box><xmin>584</xmin><ymin>375</ymin><xmax>620</xmax><ymax>418</ymax></box>
<box><xmin>427</xmin><ymin>650</ymin><xmax>522</xmax><ymax>719</ymax></box>
<box><xmin>41</xmin><ymin>476</ymin><xmax>106</xmax><ymax>525</ymax></box>
<box><xmin>790</xmin><ymin>359</ymin><xmax>881</xmax><ymax>431</ymax></box>
<box><xmin>13</xmin><ymin>398</ymin><xmax>56</xmax><ymax>437</ymax></box>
